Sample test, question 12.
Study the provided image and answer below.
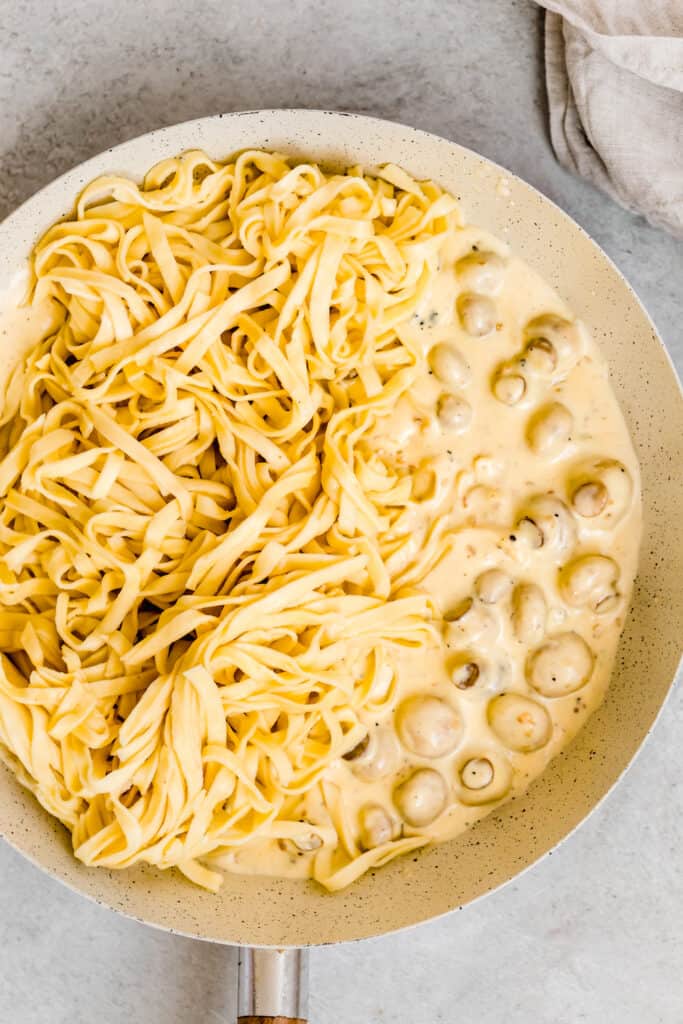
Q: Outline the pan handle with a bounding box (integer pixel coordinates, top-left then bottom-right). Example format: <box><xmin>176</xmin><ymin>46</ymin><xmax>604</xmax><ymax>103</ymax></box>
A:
<box><xmin>237</xmin><ymin>947</ymin><xmax>309</xmax><ymax>1024</ymax></box>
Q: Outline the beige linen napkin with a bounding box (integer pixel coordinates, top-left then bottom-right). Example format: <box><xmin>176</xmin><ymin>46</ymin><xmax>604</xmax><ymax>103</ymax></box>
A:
<box><xmin>538</xmin><ymin>0</ymin><xmax>683</xmax><ymax>237</ymax></box>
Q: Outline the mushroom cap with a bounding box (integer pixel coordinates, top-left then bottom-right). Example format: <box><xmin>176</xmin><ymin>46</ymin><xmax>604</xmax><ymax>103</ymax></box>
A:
<box><xmin>343</xmin><ymin>726</ymin><xmax>401</xmax><ymax>781</ymax></box>
<box><xmin>487</xmin><ymin>693</ymin><xmax>552</xmax><ymax>752</ymax></box>
<box><xmin>430</xmin><ymin>342</ymin><xmax>471</xmax><ymax>389</ymax></box>
<box><xmin>359</xmin><ymin>804</ymin><xmax>396</xmax><ymax>850</ymax></box>
<box><xmin>396</xmin><ymin>696</ymin><xmax>463</xmax><ymax>758</ymax></box>
<box><xmin>527</xmin><ymin>632</ymin><xmax>594</xmax><ymax>697</ymax></box>
<box><xmin>458</xmin><ymin>293</ymin><xmax>497</xmax><ymax>337</ymax></box>
<box><xmin>394</xmin><ymin>768</ymin><xmax>449</xmax><ymax>827</ymax></box>
<box><xmin>456</xmin><ymin>251</ymin><xmax>506</xmax><ymax>295</ymax></box>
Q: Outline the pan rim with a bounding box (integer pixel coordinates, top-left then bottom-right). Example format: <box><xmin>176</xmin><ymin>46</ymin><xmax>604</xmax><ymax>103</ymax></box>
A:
<box><xmin>0</xmin><ymin>107</ymin><xmax>681</xmax><ymax>948</ymax></box>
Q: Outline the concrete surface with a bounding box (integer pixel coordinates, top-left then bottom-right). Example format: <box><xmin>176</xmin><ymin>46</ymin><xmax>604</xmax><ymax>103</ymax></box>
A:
<box><xmin>0</xmin><ymin>1</ymin><xmax>681</xmax><ymax>1022</ymax></box>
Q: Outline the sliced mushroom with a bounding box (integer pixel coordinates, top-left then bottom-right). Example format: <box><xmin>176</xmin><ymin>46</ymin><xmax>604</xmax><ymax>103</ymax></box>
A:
<box><xmin>458</xmin><ymin>294</ymin><xmax>497</xmax><ymax>337</ymax></box>
<box><xmin>437</xmin><ymin>394</ymin><xmax>472</xmax><ymax>433</ymax></box>
<box><xmin>476</xmin><ymin>568</ymin><xmax>512</xmax><ymax>605</ymax></box>
<box><xmin>358</xmin><ymin>804</ymin><xmax>397</xmax><ymax>850</ymax></box>
<box><xmin>493</xmin><ymin>370</ymin><xmax>526</xmax><ymax>406</ymax></box>
<box><xmin>393</xmin><ymin>768</ymin><xmax>448</xmax><ymax>827</ymax></box>
<box><xmin>455</xmin><ymin>251</ymin><xmax>506</xmax><ymax>295</ymax></box>
<box><xmin>559</xmin><ymin>555</ymin><xmax>620</xmax><ymax>612</ymax></box>
<box><xmin>487</xmin><ymin>693</ymin><xmax>552</xmax><ymax>752</ymax></box>
<box><xmin>343</xmin><ymin>726</ymin><xmax>400</xmax><ymax>781</ymax></box>
<box><xmin>526</xmin><ymin>402</ymin><xmax>573</xmax><ymax>456</ymax></box>
<box><xmin>527</xmin><ymin>632</ymin><xmax>594</xmax><ymax>697</ymax></box>
<box><xmin>410</xmin><ymin>454</ymin><xmax>451</xmax><ymax>508</ymax></box>
<box><xmin>429</xmin><ymin>343</ymin><xmax>471</xmax><ymax>390</ymax></box>
<box><xmin>412</xmin><ymin>464</ymin><xmax>436</xmax><ymax>501</ymax></box>
<box><xmin>444</xmin><ymin>596</ymin><xmax>474</xmax><ymax>623</ymax></box>
<box><xmin>396</xmin><ymin>696</ymin><xmax>462</xmax><ymax>758</ymax></box>
<box><xmin>455</xmin><ymin>750</ymin><xmax>512</xmax><ymax>805</ymax></box>
<box><xmin>510</xmin><ymin>583</ymin><xmax>547</xmax><ymax>645</ymax></box>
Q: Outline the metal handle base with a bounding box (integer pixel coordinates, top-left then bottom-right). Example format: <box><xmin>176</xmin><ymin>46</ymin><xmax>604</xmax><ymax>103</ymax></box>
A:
<box><xmin>237</xmin><ymin>947</ymin><xmax>309</xmax><ymax>1024</ymax></box>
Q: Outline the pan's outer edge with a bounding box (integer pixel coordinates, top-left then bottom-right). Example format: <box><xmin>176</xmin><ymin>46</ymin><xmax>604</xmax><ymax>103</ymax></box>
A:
<box><xmin>0</xmin><ymin>109</ymin><xmax>681</xmax><ymax>948</ymax></box>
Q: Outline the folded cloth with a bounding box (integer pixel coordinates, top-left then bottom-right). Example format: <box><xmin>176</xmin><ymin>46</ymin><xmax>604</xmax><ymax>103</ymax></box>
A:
<box><xmin>538</xmin><ymin>0</ymin><xmax>683</xmax><ymax>237</ymax></box>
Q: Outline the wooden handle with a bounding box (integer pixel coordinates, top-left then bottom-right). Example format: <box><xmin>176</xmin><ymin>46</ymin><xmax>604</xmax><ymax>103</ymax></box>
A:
<box><xmin>238</xmin><ymin>1017</ymin><xmax>307</xmax><ymax>1024</ymax></box>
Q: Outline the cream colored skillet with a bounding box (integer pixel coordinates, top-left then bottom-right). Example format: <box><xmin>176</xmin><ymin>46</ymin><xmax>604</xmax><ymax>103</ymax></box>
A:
<box><xmin>0</xmin><ymin>110</ymin><xmax>681</xmax><ymax>1023</ymax></box>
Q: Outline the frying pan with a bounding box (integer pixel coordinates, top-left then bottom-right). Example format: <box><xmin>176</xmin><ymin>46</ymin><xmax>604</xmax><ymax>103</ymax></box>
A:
<box><xmin>0</xmin><ymin>110</ymin><xmax>681</xmax><ymax>1023</ymax></box>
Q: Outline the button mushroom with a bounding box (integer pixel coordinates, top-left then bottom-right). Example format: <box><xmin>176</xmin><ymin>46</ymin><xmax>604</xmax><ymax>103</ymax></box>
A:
<box><xmin>524</xmin><ymin>314</ymin><xmax>583</xmax><ymax>374</ymax></box>
<box><xmin>523</xmin><ymin>337</ymin><xmax>557</xmax><ymax>375</ymax></box>
<box><xmin>455</xmin><ymin>751</ymin><xmax>512</xmax><ymax>805</ymax></box>
<box><xmin>343</xmin><ymin>726</ymin><xmax>400</xmax><ymax>781</ymax></box>
<box><xmin>568</xmin><ymin>458</ymin><xmax>634</xmax><ymax>527</ymax></box>
<box><xmin>458</xmin><ymin>294</ymin><xmax>497</xmax><ymax>337</ymax></box>
<box><xmin>559</xmin><ymin>555</ymin><xmax>620</xmax><ymax>612</ymax></box>
<box><xmin>450</xmin><ymin>660</ymin><xmax>481</xmax><ymax>690</ymax></box>
<box><xmin>487</xmin><ymin>693</ymin><xmax>552</xmax><ymax>752</ymax></box>
<box><xmin>396</xmin><ymin>696</ymin><xmax>462</xmax><ymax>758</ymax></box>
<box><xmin>572</xmin><ymin>481</ymin><xmax>608</xmax><ymax>518</ymax></box>
<box><xmin>463</xmin><ymin>484</ymin><xmax>507</xmax><ymax>527</ymax></box>
<box><xmin>358</xmin><ymin>804</ymin><xmax>397</xmax><ymax>849</ymax></box>
<box><xmin>526</xmin><ymin>632</ymin><xmax>594</xmax><ymax>697</ymax></box>
<box><xmin>393</xmin><ymin>768</ymin><xmax>448</xmax><ymax>827</ymax></box>
<box><xmin>476</xmin><ymin>568</ymin><xmax>513</xmax><ymax>604</ymax></box>
<box><xmin>429</xmin><ymin>343</ymin><xmax>471</xmax><ymax>390</ymax></box>
<box><xmin>443</xmin><ymin>598</ymin><xmax>497</xmax><ymax>644</ymax></box>
<box><xmin>437</xmin><ymin>393</ymin><xmax>472</xmax><ymax>433</ymax></box>
<box><xmin>510</xmin><ymin>583</ymin><xmax>547</xmax><ymax>645</ymax></box>
<box><xmin>513</xmin><ymin>495</ymin><xmax>577</xmax><ymax>558</ymax></box>
<box><xmin>455</xmin><ymin>251</ymin><xmax>506</xmax><ymax>295</ymax></box>
<box><xmin>493</xmin><ymin>370</ymin><xmax>526</xmax><ymax>406</ymax></box>
<box><xmin>513</xmin><ymin>516</ymin><xmax>544</xmax><ymax>549</ymax></box>
<box><xmin>460</xmin><ymin>757</ymin><xmax>494</xmax><ymax>789</ymax></box>
<box><xmin>526</xmin><ymin>402</ymin><xmax>573</xmax><ymax>456</ymax></box>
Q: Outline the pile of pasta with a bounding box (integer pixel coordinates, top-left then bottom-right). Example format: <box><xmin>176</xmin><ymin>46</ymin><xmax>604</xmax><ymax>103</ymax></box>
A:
<box><xmin>0</xmin><ymin>150</ymin><xmax>460</xmax><ymax>890</ymax></box>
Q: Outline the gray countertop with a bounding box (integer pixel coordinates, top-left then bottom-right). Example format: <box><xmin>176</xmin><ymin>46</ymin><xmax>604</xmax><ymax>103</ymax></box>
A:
<box><xmin>1</xmin><ymin>2</ymin><xmax>681</xmax><ymax>1022</ymax></box>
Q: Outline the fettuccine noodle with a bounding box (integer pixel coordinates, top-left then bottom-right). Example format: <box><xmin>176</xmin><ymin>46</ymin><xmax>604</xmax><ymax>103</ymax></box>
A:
<box><xmin>0</xmin><ymin>150</ymin><xmax>459</xmax><ymax>890</ymax></box>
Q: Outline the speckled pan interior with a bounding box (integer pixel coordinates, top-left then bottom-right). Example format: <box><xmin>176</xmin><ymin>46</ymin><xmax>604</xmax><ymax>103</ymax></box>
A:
<box><xmin>0</xmin><ymin>110</ymin><xmax>681</xmax><ymax>948</ymax></box>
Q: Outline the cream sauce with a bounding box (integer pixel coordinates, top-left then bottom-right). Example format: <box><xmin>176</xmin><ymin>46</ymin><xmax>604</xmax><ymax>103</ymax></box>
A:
<box><xmin>210</xmin><ymin>225</ymin><xmax>641</xmax><ymax>882</ymax></box>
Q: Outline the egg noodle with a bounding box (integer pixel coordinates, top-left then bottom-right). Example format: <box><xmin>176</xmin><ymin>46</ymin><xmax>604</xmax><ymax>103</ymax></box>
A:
<box><xmin>0</xmin><ymin>150</ymin><xmax>462</xmax><ymax>890</ymax></box>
